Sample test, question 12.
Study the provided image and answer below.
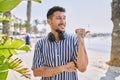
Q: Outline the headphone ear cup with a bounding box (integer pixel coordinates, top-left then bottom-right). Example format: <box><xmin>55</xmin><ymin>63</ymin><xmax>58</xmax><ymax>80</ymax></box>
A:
<box><xmin>59</xmin><ymin>32</ymin><xmax>65</xmax><ymax>40</ymax></box>
<box><xmin>48</xmin><ymin>32</ymin><xmax>55</xmax><ymax>42</ymax></box>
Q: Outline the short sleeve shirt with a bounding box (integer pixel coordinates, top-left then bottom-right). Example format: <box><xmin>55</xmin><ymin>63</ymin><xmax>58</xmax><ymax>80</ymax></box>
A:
<box><xmin>32</xmin><ymin>33</ymin><xmax>78</xmax><ymax>80</ymax></box>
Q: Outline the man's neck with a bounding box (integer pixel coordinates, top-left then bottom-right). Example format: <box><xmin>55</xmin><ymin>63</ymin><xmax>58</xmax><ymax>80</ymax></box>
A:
<box><xmin>51</xmin><ymin>31</ymin><xmax>59</xmax><ymax>41</ymax></box>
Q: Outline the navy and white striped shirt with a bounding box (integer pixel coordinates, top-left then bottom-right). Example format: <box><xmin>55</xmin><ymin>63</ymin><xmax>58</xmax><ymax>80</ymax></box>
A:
<box><xmin>32</xmin><ymin>33</ymin><xmax>78</xmax><ymax>80</ymax></box>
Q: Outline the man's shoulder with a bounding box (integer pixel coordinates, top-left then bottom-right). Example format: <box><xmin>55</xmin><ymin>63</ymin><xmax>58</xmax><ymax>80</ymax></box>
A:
<box><xmin>65</xmin><ymin>33</ymin><xmax>76</xmax><ymax>39</ymax></box>
<box><xmin>37</xmin><ymin>37</ymin><xmax>48</xmax><ymax>42</ymax></box>
<box><xmin>35</xmin><ymin>37</ymin><xmax>48</xmax><ymax>47</ymax></box>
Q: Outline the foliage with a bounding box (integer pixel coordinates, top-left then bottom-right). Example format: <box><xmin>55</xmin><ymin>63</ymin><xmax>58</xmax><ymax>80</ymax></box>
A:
<box><xmin>0</xmin><ymin>37</ymin><xmax>30</xmax><ymax>58</ymax></box>
<box><xmin>9</xmin><ymin>58</ymin><xmax>30</xmax><ymax>78</ymax></box>
<box><xmin>0</xmin><ymin>0</ymin><xmax>41</xmax><ymax>13</ymax></box>
<box><xmin>0</xmin><ymin>0</ymin><xmax>22</xmax><ymax>13</ymax></box>
<box><xmin>0</xmin><ymin>0</ymin><xmax>41</xmax><ymax>79</ymax></box>
<box><xmin>0</xmin><ymin>16</ymin><xmax>13</xmax><ymax>22</ymax></box>
<box><xmin>0</xmin><ymin>36</ymin><xmax>31</xmax><ymax>80</ymax></box>
<box><xmin>33</xmin><ymin>0</ymin><xmax>42</xmax><ymax>3</ymax></box>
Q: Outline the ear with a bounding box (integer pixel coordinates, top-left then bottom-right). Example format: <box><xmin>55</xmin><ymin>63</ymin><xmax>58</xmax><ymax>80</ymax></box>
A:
<box><xmin>47</xmin><ymin>19</ymin><xmax>51</xmax><ymax>25</ymax></box>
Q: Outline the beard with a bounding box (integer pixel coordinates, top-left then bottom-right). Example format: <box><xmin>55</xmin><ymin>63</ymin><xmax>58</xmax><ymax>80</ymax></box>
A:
<box><xmin>55</xmin><ymin>29</ymin><xmax>63</xmax><ymax>33</ymax></box>
<box><xmin>55</xmin><ymin>28</ymin><xmax>65</xmax><ymax>40</ymax></box>
<box><xmin>56</xmin><ymin>23</ymin><xmax>66</xmax><ymax>32</ymax></box>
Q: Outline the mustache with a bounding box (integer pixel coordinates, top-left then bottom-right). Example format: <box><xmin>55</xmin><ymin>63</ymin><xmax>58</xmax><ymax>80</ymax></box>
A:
<box><xmin>58</xmin><ymin>23</ymin><xmax>66</xmax><ymax>26</ymax></box>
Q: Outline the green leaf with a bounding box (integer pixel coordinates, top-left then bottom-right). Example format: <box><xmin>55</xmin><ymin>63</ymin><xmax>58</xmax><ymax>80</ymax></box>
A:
<box><xmin>19</xmin><ymin>45</ymin><xmax>31</xmax><ymax>51</ymax></box>
<box><xmin>2</xmin><ymin>49</ymin><xmax>11</xmax><ymax>58</ymax></box>
<box><xmin>33</xmin><ymin>0</ymin><xmax>42</xmax><ymax>3</ymax></box>
<box><xmin>0</xmin><ymin>16</ymin><xmax>13</xmax><ymax>22</ymax></box>
<box><xmin>9</xmin><ymin>49</ymin><xmax>17</xmax><ymax>55</ymax></box>
<box><xmin>10</xmin><ymin>39</ymin><xmax>25</xmax><ymax>48</ymax></box>
<box><xmin>0</xmin><ymin>38</ymin><xmax>30</xmax><ymax>58</ymax></box>
<box><xmin>4</xmin><ymin>37</ymin><xmax>12</xmax><ymax>46</ymax></box>
<box><xmin>0</xmin><ymin>49</ymin><xmax>3</xmax><ymax>55</ymax></box>
<box><xmin>9</xmin><ymin>58</ymin><xmax>21</xmax><ymax>69</ymax></box>
<box><xmin>0</xmin><ymin>0</ymin><xmax>22</xmax><ymax>13</ymax></box>
<box><xmin>0</xmin><ymin>38</ymin><xmax>5</xmax><ymax>46</ymax></box>
<box><xmin>0</xmin><ymin>58</ymin><xmax>9</xmax><ymax>80</ymax></box>
<box><xmin>9</xmin><ymin>58</ymin><xmax>30</xmax><ymax>78</ymax></box>
<box><xmin>0</xmin><ymin>56</ymin><xmax>4</xmax><ymax>65</ymax></box>
<box><xmin>0</xmin><ymin>34</ymin><xmax>7</xmax><ymax>37</ymax></box>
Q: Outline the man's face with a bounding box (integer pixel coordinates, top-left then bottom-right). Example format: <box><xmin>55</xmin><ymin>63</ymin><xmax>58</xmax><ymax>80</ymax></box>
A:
<box><xmin>47</xmin><ymin>11</ymin><xmax>66</xmax><ymax>32</ymax></box>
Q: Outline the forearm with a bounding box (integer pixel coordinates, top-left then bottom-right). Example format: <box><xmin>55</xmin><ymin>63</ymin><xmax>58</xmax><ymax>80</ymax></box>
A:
<box><xmin>76</xmin><ymin>38</ymin><xmax>88</xmax><ymax>72</ymax></box>
<box><xmin>33</xmin><ymin>66</ymin><xmax>63</xmax><ymax>77</ymax></box>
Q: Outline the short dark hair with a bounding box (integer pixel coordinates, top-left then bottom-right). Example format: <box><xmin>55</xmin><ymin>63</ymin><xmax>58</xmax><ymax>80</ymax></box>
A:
<box><xmin>47</xmin><ymin>6</ymin><xmax>65</xmax><ymax>19</ymax></box>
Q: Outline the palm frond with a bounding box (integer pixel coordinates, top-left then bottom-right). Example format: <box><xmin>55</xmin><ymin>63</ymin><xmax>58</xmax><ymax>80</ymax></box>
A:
<box><xmin>0</xmin><ymin>0</ymin><xmax>22</xmax><ymax>13</ymax></box>
<box><xmin>9</xmin><ymin>58</ymin><xmax>31</xmax><ymax>79</ymax></box>
<box><xmin>33</xmin><ymin>0</ymin><xmax>42</xmax><ymax>3</ymax></box>
<box><xmin>0</xmin><ymin>36</ymin><xmax>31</xmax><ymax>79</ymax></box>
<box><xmin>0</xmin><ymin>37</ymin><xmax>31</xmax><ymax>58</ymax></box>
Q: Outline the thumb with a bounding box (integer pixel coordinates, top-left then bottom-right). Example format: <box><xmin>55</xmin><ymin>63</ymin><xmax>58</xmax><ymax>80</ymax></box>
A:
<box><xmin>85</xmin><ymin>31</ymin><xmax>90</xmax><ymax>35</ymax></box>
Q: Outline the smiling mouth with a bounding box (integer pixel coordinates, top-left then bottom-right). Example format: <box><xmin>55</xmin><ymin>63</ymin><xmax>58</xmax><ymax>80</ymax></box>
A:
<box><xmin>59</xmin><ymin>27</ymin><xmax>65</xmax><ymax>30</ymax></box>
<box><xmin>59</xmin><ymin>25</ymin><xmax>65</xmax><ymax>28</ymax></box>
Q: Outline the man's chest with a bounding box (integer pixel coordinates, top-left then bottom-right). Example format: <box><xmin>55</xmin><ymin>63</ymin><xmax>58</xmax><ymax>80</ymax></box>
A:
<box><xmin>42</xmin><ymin>42</ymin><xmax>74</xmax><ymax>66</ymax></box>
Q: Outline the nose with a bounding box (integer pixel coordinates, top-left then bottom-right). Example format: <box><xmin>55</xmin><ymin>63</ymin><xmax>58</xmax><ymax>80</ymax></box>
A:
<box><xmin>60</xmin><ymin>18</ymin><xmax>66</xmax><ymax>25</ymax></box>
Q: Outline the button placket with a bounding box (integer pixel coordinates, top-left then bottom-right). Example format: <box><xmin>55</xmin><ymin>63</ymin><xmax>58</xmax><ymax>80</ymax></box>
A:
<box><xmin>55</xmin><ymin>42</ymin><xmax>60</xmax><ymax>66</ymax></box>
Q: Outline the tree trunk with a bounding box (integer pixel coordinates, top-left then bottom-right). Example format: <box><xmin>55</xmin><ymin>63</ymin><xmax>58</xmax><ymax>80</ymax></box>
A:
<box><xmin>108</xmin><ymin>0</ymin><xmax>120</xmax><ymax>66</ymax></box>
<box><xmin>26</xmin><ymin>0</ymin><xmax>31</xmax><ymax>33</ymax></box>
<box><xmin>2</xmin><ymin>11</ymin><xmax>11</xmax><ymax>35</ymax></box>
<box><xmin>19</xmin><ymin>22</ymin><xmax>22</xmax><ymax>33</ymax></box>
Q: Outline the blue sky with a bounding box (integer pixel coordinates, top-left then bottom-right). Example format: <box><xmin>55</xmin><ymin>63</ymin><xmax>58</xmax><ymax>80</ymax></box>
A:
<box><xmin>12</xmin><ymin>0</ymin><xmax>113</xmax><ymax>34</ymax></box>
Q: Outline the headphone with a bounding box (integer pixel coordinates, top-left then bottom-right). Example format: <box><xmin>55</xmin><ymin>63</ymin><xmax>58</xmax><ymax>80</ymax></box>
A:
<box><xmin>48</xmin><ymin>32</ymin><xmax>65</xmax><ymax>42</ymax></box>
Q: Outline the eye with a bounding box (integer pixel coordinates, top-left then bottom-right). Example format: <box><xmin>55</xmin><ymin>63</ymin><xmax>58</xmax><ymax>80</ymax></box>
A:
<box><xmin>56</xmin><ymin>17</ymin><xmax>61</xmax><ymax>20</ymax></box>
<box><xmin>63</xmin><ymin>16</ymin><xmax>66</xmax><ymax>20</ymax></box>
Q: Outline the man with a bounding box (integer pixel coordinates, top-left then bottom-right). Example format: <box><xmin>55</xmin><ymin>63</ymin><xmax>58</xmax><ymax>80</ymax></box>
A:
<box><xmin>25</xmin><ymin>33</ymin><xmax>31</xmax><ymax>47</ymax></box>
<box><xmin>32</xmin><ymin>6</ymin><xmax>88</xmax><ymax>80</ymax></box>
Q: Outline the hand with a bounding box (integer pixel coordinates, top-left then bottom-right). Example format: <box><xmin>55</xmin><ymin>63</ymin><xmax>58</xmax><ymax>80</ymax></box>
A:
<box><xmin>75</xmin><ymin>28</ymin><xmax>90</xmax><ymax>38</ymax></box>
<box><xmin>62</xmin><ymin>61</ymin><xmax>76</xmax><ymax>72</ymax></box>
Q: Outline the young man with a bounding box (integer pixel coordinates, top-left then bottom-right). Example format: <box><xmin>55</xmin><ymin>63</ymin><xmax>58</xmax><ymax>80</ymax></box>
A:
<box><xmin>32</xmin><ymin>6</ymin><xmax>88</xmax><ymax>80</ymax></box>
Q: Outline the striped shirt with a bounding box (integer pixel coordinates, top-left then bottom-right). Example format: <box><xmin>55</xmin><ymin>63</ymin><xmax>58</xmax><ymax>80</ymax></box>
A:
<box><xmin>32</xmin><ymin>33</ymin><xmax>78</xmax><ymax>80</ymax></box>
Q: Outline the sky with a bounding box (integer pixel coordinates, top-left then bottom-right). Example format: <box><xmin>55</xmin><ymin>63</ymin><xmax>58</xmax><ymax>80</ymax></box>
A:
<box><xmin>12</xmin><ymin>0</ymin><xmax>113</xmax><ymax>34</ymax></box>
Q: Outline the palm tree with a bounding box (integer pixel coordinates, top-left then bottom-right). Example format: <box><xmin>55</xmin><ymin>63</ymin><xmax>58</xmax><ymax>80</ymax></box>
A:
<box><xmin>13</xmin><ymin>22</ymin><xmax>20</xmax><ymax>35</ymax></box>
<box><xmin>0</xmin><ymin>0</ymin><xmax>22</xmax><ymax>35</ymax></box>
<box><xmin>0</xmin><ymin>0</ymin><xmax>41</xmax><ymax>34</ymax></box>
<box><xmin>108</xmin><ymin>0</ymin><xmax>120</xmax><ymax>66</ymax></box>
<box><xmin>26</xmin><ymin>0</ymin><xmax>31</xmax><ymax>33</ymax></box>
<box><xmin>2</xmin><ymin>11</ymin><xmax>11</xmax><ymax>35</ymax></box>
<box><xmin>32</xmin><ymin>25</ymin><xmax>38</xmax><ymax>33</ymax></box>
<box><xmin>26</xmin><ymin>0</ymin><xmax>42</xmax><ymax>33</ymax></box>
<box><xmin>19</xmin><ymin>20</ymin><xmax>22</xmax><ymax>33</ymax></box>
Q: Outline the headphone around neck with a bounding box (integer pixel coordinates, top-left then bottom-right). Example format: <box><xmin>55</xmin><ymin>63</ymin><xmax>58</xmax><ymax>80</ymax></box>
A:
<box><xmin>48</xmin><ymin>32</ymin><xmax>65</xmax><ymax>42</ymax></box>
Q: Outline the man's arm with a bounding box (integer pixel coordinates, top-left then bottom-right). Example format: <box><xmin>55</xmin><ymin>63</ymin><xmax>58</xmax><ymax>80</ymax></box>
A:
<box><xmin>33</xmin><ymin>61</ymin><xmax>76</xmax><ymax>77</ymax></box>
<box><xmin>75</xmin><ymin>29</ymin><xmax>88</xmax><ymax>72</ymax></box>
